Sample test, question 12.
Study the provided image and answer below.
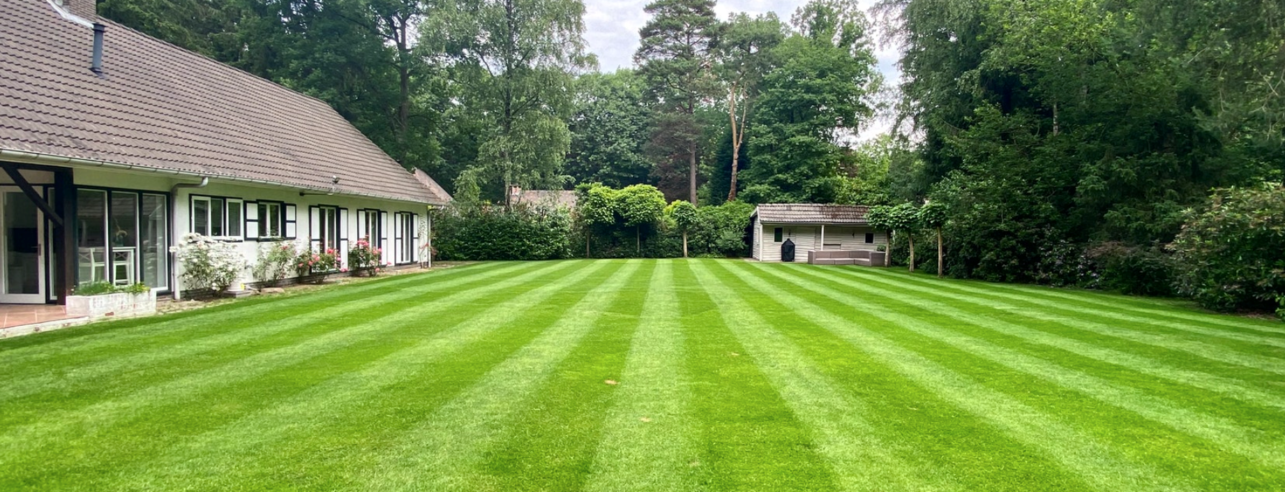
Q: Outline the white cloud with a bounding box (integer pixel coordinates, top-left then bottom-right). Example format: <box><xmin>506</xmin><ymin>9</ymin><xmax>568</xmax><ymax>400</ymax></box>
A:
<box><xmin>581</xmin><ymin>0</ymin><xmax>902</xmax><ymax>139</ymax></box>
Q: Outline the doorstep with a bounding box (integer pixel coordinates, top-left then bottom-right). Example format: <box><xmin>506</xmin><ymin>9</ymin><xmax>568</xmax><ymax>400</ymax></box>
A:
<box><xmin>0</xmin><ymin>305</ymin><xmax>90</xmax><ymax>338</ymax></box>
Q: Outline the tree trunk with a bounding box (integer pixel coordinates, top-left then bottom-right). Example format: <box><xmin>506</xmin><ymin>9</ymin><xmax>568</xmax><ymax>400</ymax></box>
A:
<box><xmin>885</xmin><ymin>230</ymin><xmax>891</xmax><ymax>266</ymax></box>
<box><xmin>683</xmin><ymin>231</ymin><xmax>688</xmax><ymax>258</ymax></box>
<box><xmin>636</xmin><ymin>226</ymin><xmax>641</xmax><ymax>254</ymax></box>
<box><xmin>727</xmin><ymin>85</ymin><xmax>742</xmax><ymax>202</ymax></box>
<box><xmin>689</xmin><ymin>146</ymin><xmax>698</xmax><ymax>207</ymax></box>
<box><xmin>586</xmin><ymin>233</ymin><xmax>591</xmax><ymax>258</ymax></box>
<box><xmin>937</xmin><ymin>227</ymin><xmax>943</xmax><ymax>278</ymax></box>
<box><xmin>908</xmin><ymin>236</ymin><xmax>915</xmax><ymax>272</ymax></box>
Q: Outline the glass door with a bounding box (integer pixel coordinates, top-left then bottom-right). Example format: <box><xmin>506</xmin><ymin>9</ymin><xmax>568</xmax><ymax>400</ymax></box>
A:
<box><xmin>0</xmin><ymin>188</ymin><xmax>45</xmax><ymax>303</ymax></box>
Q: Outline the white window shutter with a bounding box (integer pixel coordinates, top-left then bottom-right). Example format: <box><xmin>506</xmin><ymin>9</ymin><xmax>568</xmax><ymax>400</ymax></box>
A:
<box><xmin>309</xmin><ymin>206</ymin><xmax>321</xmax><ymax>251</ymax></box>
<box><xmin>284</xmin><ymin>204</ymin><xmax>297</xmax><ymax>239</ymax></box>
<box><xmin>244</xmin><ymin>201</ymin><xmax>259</xmax><ymax>240</ymax></box>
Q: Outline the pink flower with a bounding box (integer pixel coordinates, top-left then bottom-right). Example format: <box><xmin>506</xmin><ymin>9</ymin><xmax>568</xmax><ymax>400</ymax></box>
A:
<box><xmin>341</xmin><ymin>267</ymin><xmax>349</xmax><ymax>272</ymax></box>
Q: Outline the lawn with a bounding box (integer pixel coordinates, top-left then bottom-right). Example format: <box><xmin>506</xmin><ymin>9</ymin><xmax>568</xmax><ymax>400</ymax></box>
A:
<box><xmin>1</xmin><ymin>259</ymin><xmax>1283</xmax><ymax>491</ymax></box>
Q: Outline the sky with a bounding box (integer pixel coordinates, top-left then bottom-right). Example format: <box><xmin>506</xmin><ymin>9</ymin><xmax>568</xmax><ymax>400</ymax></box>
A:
<box><xmin>580</xmin><ymin>0</ymin><xmax>901</xmax><ymax>139</ymax></box>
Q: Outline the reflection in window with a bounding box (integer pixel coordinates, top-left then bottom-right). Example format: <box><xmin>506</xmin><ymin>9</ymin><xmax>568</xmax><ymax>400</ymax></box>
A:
<box><xmin>142</xmin><ymin>194</ymin><xmax>167</xmax><ymax>289</ymax></box>
<box><xmin>77</xmin><ymin>189</ymin><xmax>107</xmax><ymax>284</ymax></box>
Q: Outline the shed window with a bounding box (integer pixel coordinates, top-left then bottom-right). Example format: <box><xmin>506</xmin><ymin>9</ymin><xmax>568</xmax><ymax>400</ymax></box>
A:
<box><xmin>773</xmin><ymin>227</ymin><xmax>783</xmax><ymax>242</ymax></box>
<box><xmin>865</xmin><ymin>232</ymin><xmax>875</xmax><ymax>243</ymax></box>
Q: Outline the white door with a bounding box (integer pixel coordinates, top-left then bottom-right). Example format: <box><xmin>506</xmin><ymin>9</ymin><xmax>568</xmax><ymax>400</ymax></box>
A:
<box><xmin>0</xmin><ymin>188</ymin><xmax>45</xmax><ymax>303</ymax></box>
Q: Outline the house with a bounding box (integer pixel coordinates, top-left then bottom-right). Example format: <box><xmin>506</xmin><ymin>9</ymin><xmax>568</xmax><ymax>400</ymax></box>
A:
<box><xmin>0</xmin><ymin>0</ymin><xmax>450</xmax><ymax>305</ymax></box>
<box><xmin>751</xmin><ymin>204</ymin><xmax>888</xmax><ymax>262</ymax></box>
<box><xmin>509</xmin><ymin>187</ymin><xmax>577</xmax><ymax>209</ymax></box>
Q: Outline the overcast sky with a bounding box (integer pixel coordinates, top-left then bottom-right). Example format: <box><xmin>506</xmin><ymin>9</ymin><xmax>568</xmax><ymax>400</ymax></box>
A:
<box><xmin>581</xmin><ymin>0</ymin><xmax>900</xmax><ymax>138</ymax></box>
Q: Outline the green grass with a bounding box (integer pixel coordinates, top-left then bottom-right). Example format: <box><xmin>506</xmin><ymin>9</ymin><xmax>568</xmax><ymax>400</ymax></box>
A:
<box><xmin>2</xmin><ymin>259</ymin><xmax>1284</xmax><ymax>491</ymax></box>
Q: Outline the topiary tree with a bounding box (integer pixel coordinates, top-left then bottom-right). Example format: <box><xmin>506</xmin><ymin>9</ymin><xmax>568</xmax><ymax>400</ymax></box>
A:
<box><xmin>918</xmin><ymin>201</ymin><xmax>948</xmax><ymax>277</ymax></box>
<box><xmin>666</xmin><ymin>200</ymin><xmax>698</xmax><ymax>257</ymax></box>
<box><xmin>617</xmin><ymin>184</ymin><xmax>667</xmax><ymax>254</ymax></box>
<box><xmin>866</xmin><ymin>205</ymin><xmax>893</xmax><ymax>266</ymax></box>
<box><xmin>578</xmin><ymin>183</ymin><xmax>618</xmax><ymax>257</ymax></box>
<box><xmin>887</xmin><ymin>203</ymin><xmax>921</xmax><ymax>272</ymax></box>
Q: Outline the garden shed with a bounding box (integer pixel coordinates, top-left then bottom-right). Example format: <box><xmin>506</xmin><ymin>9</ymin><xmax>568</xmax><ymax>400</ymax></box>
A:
<box><xmin>751</xmin><ymin>204</ymin><xmax>888</xmax><ymax>262</ymax></box>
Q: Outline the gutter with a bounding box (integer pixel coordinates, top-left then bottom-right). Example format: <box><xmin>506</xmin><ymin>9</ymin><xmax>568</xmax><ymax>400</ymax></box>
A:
<box><xmin>0</xmin><ymin>149</ymin><xmax>445</xmax><ymax>206</ymax></box>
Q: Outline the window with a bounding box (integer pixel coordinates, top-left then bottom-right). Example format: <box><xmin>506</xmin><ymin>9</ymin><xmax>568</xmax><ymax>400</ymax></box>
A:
<box><xmin>318</xmin><ymin>206</ymin><xmax>338</xmax><ymax>251</ymax></box>
<box><xmin>77</xmin><ymin>189</ymin><xmax>107</xmax><ymax>284</ymax></box>
<box><xmin>773</xmin><ymin>227</ymin><xmax>783</xmax><ymax>242</ymax></box>
<box><xmin>141</xmin><ymin>194</ymin><xmax>168</xmax><ymax>289</ymax></box>
<box><xmin>258</xmin><ymin>202</ymin><xmax>282</xmax><ymax>238</ymax></box>
<box><xmin>79</xmin><ymin>189</ymin><xmax>168</xmax><ymax>289</ymax></box>
<box><xmin>361</xmin><ymin>209</ymin><xmax>381</xmax><ymax>246</ymax></box>
<box><xmin>192</xmin><ymin>196</ymin><xmax>242</xmax><ymax>238</ymax></box>
<box><xmin>227</xmin><ymin>199</ymin><xmax>242</xmax><ymax>237</ymax></box>
<box><xmin>396</xmin><ymin>212</ymin><xmax>415</xmax><ymax>263</ymax></box>
<box><xmin>865</xmin><ymin>232</ymin><xmax>875</xmax><ymax>244</ymax></box>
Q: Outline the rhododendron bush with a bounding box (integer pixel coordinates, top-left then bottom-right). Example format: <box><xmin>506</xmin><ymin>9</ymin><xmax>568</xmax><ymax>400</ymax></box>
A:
<box><xmin>171</xmin><ymin>233</ymin><xmax>246</xmax><ymax>293</ymax></box>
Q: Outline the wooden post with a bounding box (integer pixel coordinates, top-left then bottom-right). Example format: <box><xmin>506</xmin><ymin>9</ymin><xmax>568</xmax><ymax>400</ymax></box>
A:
<box><xmin>820</xmin><ymin>224</ymin><xmax>825</xmax><ymax>251</ymax></box>
<box><xmin>54</xmin><ymin>168</ymin><xmax>76</xmax><ymax>304</ymax></box>
<box><xmin>426</xmin><ymin>213</ymin><xmax>433</xmax><ymax>269</ymax></box>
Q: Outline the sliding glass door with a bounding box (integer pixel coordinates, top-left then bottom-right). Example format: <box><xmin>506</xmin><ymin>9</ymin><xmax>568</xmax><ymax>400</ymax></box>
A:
<box><xmin>76</xmin><ymin>189</ymin><xmax>168</xmax><ymax>291</ymax></box>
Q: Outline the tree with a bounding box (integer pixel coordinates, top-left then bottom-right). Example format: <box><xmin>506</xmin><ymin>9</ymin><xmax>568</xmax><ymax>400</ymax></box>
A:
<box><xmin>917</xmin><ymin>200</ymin><xmax>947</xmax><ymax>277</ymax></box>
<box><xmin>617</xmin><ymin>185</ymin><xmax>668</xmax><ymax>253</ymax></box>
<box><xmin>578</xmin><ymin>183</ymin><xmax>618</xmax><ymax>256</ymax></box>
<box><xmin>635</xmin><ymin>0</ymin><xmax>720</xmax><ymax>205</ymax></box>
<box><xmin>435</xmin><ymin>0</ymin><xmax>591</xmax><ymax>205</ymax></box>
<box><xmin>566</xmin><ymin>70</ymin><xmax>654</xmax><ymax>187</ymax></box>
<box><xmin>740</xmin><ymin>0</ymin><xmax>877</xmax><ymax>204</ymax></box>
<box><xmin>716</xmin><ymin>13</ymin><xmax>786</xmax><ymax>202</ymax></box>
<box><xmin>665</xmin><ymin>200</ymin><xmax>698</xmax><ymax>257</ymax></box>
<box><xmin>887</xmin><ymin>203</ymin><xmax>919</xmax><ymax>271</ymax></box>
<box><xmin>865</xmin><ymin>205</ymin><xmax>893</xmax><ymax>266</ymax></box>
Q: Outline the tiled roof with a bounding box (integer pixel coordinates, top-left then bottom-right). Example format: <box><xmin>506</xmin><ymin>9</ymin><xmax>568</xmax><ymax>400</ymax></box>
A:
<box><xmin>516</xmin><ymin>190</ymin><xmax>577</xmax><ymax>209</ymax></box>
<box><xmin>754</xmin><ymin>203</ymin><xmax>870</xmax><ymax>225</ymax></box>
<box><xmin>0</xmin><ymin>0</ymin><xmax>449</xmax><ymax>204</ymax></box>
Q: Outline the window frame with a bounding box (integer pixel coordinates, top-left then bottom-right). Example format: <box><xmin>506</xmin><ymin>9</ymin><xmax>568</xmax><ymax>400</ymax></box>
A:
<box><xmin>257</xmin><ymin>201</ymin><xmax>284</xmax><ymax>239</ymax></box>
<box><xmin>773</xmin><ymin>227</ymin><xmax>783</xmax><ymax>243</ymax></box>
<box><xmin>864</xmin><ymin>232</ymin><xmax>875</xmax><ymax>244</ymax></box>
<box><xmin>78</xmin><ymin>186</ymin><xmax>171</xmax><ymax>292</ymax></box>
<box><xmin>189</xmin><ymin>194</ymin><xmax>245</xmax><ymax>241</ymax></box>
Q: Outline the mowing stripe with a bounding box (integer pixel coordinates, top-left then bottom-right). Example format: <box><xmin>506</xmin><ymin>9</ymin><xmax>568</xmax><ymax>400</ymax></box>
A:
<box><xmin>755</xmin><ymin>264</ymin><xmax>1285</xmax><ymax>470</ymax></box>
<box><xmin>359</xmin><ymin>260</ymin><xmax>643</xmax><ymax>491</ymax></box>
<box><xmin>689</xmin><ymin>261</ymin><xmax>958</xmax><ymax>492</ymax></box>
<box><xmin>0</xmin><ymin>260</ymin><xmax>583</xmax><ymax>463</ymax></box>
<box><xmin>967</xmin><ymin>276</ymin><xmax>1285</xmax><ymax>336</ymax></box>
<box><xmin>0</xmin><ymin>262</ymin><xmax>540</xmax><ymax>406</ymax></box>
<box><xmin>585</xmin><ymin>260</ymin><xmax>702</xmax><ymax>492</ymax></box>
<box><xmin>674</xmin><ymin>263</ymin><xmax>836</xmax><ymax>490</ymax></box>
<box><xmin>0</xmin><ymin>262</ymin><xmax>508</xmax><ymax>367</ymax></box>
<box><xmin>789</xmin><ymin>266</ymin><xmax>1285</xmax><ymax>410</ymax></box>
<box><xmin>861</xmin><ymin>269</ymin><xmax>1285</xmax><ymax>346</ymax></box>
<box><xmin>720</xmin><ymin>261</ymin><xmax>1195</xmax><ymax>492</ymax></box>
<box><xmin>828</xmin><ymin>268</ymin><xmax>1285</xmax><ymax>375</ymax></box>
<box><xmin>108</xmin><ymin>260</ymin><xmax>620</xmax><ymax>490</ymax></box>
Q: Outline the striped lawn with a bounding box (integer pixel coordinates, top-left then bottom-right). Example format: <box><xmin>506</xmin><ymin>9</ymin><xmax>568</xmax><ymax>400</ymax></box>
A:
<box><xmin>1</xmin><ymin>260</ymin><xmax>1283</xmax><ymax>491</ymax></box>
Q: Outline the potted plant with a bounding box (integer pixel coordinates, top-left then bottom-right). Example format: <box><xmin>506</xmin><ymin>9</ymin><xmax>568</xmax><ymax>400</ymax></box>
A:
<box><xmin>348</xmin><ymin>237</ymin><xmax>383</xmax><ymax>277</ymax></box>
<box><xmin>66</xmin><ymin>282</ymin><xmax>156</xmax><ymax>319</ymax></box>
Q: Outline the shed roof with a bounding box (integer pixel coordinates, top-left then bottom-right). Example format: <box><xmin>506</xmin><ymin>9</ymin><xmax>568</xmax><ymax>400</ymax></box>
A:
<box><xmin>753</xmin><ymin>204</ymin><xmax>870</xmax><ymax>225</ymax></box>
<box><xmin>0</xmin><ymin>0</ymin><xmax>449</xmax><ymax>204</ymax></box>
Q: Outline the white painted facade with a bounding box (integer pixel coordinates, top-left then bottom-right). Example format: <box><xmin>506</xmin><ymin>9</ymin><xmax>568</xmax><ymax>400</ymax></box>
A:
<box><xmin>753</xmin><ymin>220</ymin><xmax>888</xmax><ymax>262</ymax></box>
<box><xmin>0</xmin><ymin>164</ymin><xmax>433</xmax><ymax>303</ymax></box>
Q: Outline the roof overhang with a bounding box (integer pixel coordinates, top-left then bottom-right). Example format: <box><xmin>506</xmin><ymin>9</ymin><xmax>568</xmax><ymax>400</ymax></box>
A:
<box><xmin>0</xmin><ymin>148</ymin><xmax>447</xmax><ymax>206</ymax></box>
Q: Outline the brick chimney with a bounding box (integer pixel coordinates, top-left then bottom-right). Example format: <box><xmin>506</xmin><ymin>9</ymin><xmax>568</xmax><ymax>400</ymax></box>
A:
<box><xmin>59</xmin><ymin>0</ymin><xmax>96</xmax><ymax>19</ymax></box>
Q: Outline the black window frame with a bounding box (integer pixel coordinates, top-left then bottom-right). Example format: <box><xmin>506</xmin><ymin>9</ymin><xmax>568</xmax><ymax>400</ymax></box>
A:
<box><xmin>257</xmin><ymin>201</ymin><xmax>285</xmax><ymax>239</ymax></box>
<box><xmin>773</xmin><ymin>227</ymin><xmax>783</xmax><ymax>242</ymax></box>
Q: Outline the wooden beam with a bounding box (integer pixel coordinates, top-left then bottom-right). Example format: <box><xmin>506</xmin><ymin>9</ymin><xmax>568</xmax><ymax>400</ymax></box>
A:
<box><xmin>1</xmin><ymin>164</ymin><xmax>63</xmax><ymax>227</ymax></box>
<box><xmin>53</xmin><ymin>168</ymin><xmax>76</xmax><ymax>303</ymax></box>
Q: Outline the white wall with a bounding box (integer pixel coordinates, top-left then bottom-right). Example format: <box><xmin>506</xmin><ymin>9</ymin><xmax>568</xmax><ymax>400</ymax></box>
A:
<box><xmin>756</xmin><ymin>223</ymin><xmax>887</xmax><ymax>262</ymax></box>
<box><xmin>72</xmin><ymin>167</ymin><xmax>431</xmax><ymax>292</ymax></box>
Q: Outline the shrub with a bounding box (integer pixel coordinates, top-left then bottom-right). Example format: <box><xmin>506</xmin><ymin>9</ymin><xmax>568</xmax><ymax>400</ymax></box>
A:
<box><xmin>252</xmin><ymin>240</ymin><xmax>298</xmax><ymax>286</ymax></box>
<box><xmin>73</xmin><ymin>281</ymin><xmax>150</xmax><ymax>296</ymax></box>
<box><xmin>349</xmin><ymin>237</ymin><xmax>384</xmax><ymax>275</ymax></box>
<box><xmin>1171</xmin><ymin>183</ymin><xmax>1285</xmax><ymax>313</ymax></box>
<box><xmin>432</xmin><ymin>204</ymin><xmax>574</xmax><ymax>261</ymax></box>
<box><xmin>687</xmin><ymin>201</ymin><xmax>754</xmax><ymax>257</ymax></box>
<box><xmin>74</xmin><ymin>281</ymin><xmax>116</xmax><ymax>296</ymax></box>
<box><xmin>294</xmin><ymin>248</ymin><xmax>341</xmax><ymax>283</ymax></box>
<box><xmin>1083</xmin><ymin>242</ymin><xmax>1175</xmax><ymax>296</ymax></box>
<box><xmin>171</xmin><ymin>233</ymin><xmax>246</xmax><ymax>293</ymax></box>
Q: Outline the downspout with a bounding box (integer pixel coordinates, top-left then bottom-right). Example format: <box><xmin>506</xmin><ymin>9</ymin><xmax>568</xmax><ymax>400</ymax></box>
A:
<box><xmin>169</xmin><ymin>177</ymin><xmax>209</xmax><ymax>300</ymax></box>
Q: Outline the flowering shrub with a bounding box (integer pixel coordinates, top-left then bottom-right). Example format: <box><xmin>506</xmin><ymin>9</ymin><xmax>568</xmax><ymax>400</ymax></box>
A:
<box><xmin>348</xmin><ymin>237</ymin><xmax>383</xmax><ymax>276</ymax></box>
<box><xmin>252</xmin><ymin>240</ymin><xmax>298</xmax><ymax>286</ymax></box>
<box><xmin>294</xmin><ymin>248</ymin><xmax>341</xmax><ymax>283</ymax></box>
<box><xmin>171</xmin><ymin>233</ymin><xmax>246</xmax><ymax>293</ymax></box>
